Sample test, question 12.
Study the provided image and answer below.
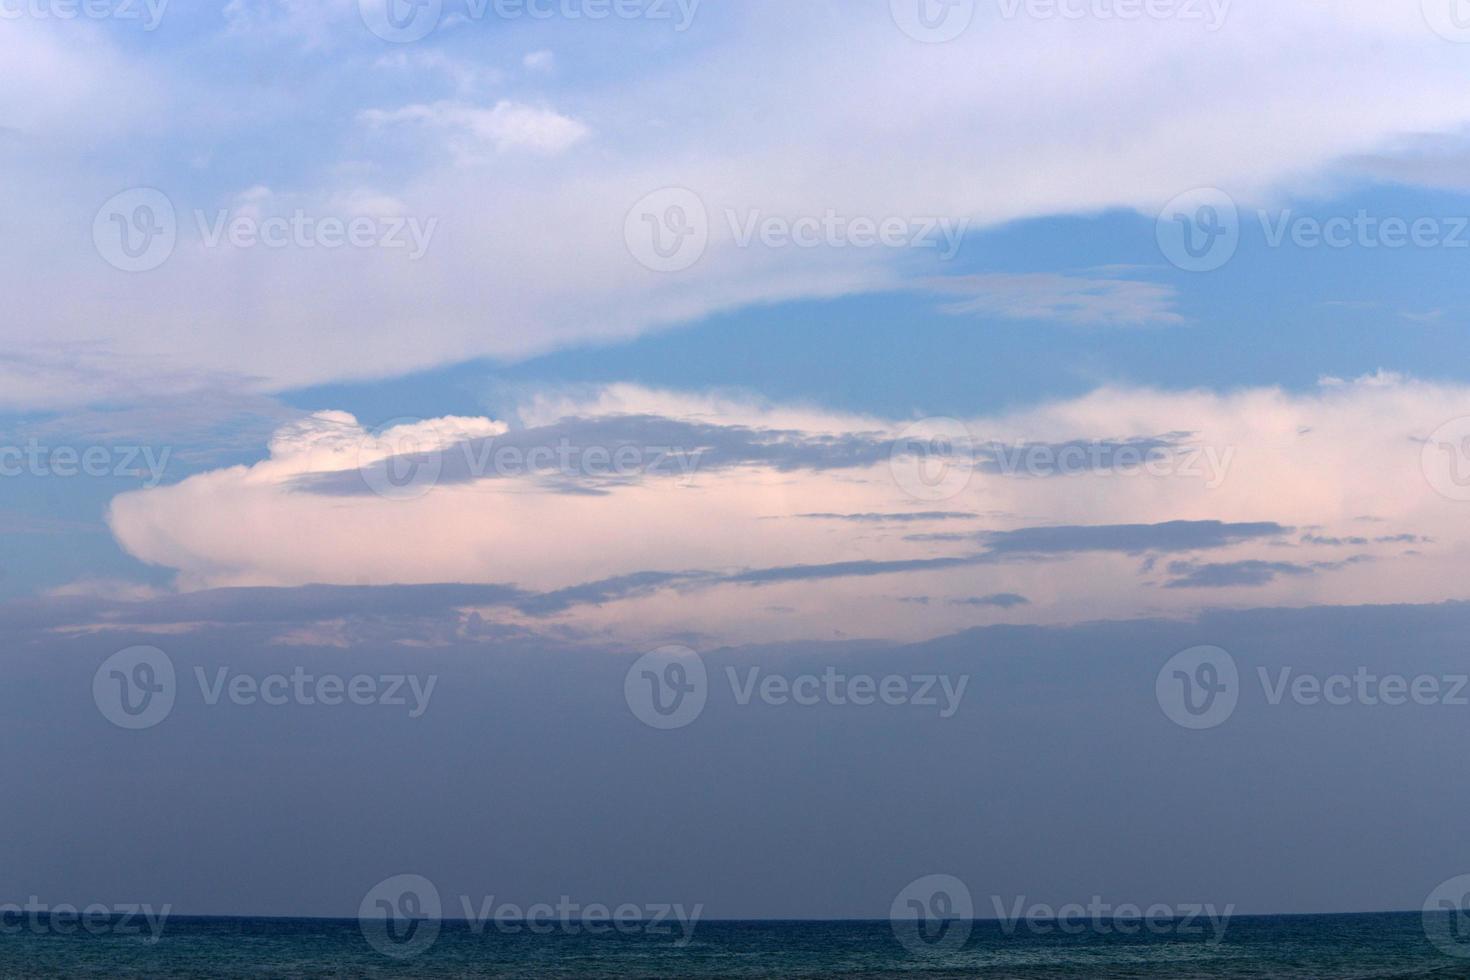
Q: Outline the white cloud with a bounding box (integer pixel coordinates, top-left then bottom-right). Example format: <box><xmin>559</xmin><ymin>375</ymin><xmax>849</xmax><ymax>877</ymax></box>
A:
<box><xmin>373</xmin><ymin>50</ymin><xmax>503</xmax><ymax>93</ymax></box>
<box><xmin>359</xmin><ymin>100</ymin><xmax>591</xmax><ymax>156</ymax></box>
<box><xmin>523</xmin><ymin>49</ymin><xmax>555</xmax><ymax>73</ymax></box>
<box><xmin>10</xmin><ymin>0</ymin><xmax>1470</xmax><ymax>404</ymax></box>
<box><xmin>106</xmin><ymin>375</ymin><xmax>1470</xmax><ymax>643</ymax></box>
<box><xmin>0</xmin><ymin>22</ymin><xmax>162</xmax><ymax>142</ymax></box>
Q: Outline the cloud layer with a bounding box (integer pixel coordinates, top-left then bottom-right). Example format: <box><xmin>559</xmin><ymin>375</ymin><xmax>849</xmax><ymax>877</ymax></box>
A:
<box><xmin>103</xmin><ymin>374</ymin><xmax>1470</xmax><ymax>643</ymax></box>
<box><xmin>7</xmin><ymin>1</ymin><xmax>1470</xmax><ymax>405</ymax></box>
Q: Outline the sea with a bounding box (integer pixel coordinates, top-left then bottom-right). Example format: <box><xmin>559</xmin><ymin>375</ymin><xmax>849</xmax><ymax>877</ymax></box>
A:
<box><xmin>1</xmin><ymin>912</ymin><xmax>1467</xmax><ymax>978</ymax></box>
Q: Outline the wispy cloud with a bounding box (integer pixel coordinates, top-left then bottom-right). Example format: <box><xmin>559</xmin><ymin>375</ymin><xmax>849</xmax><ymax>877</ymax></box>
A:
<box><xmin>359</xmin><ymin>100</ymin><xmax>591</xmax><ymax>157</ymax></box>
<box><xmin>982</xmin><ymin>521</ymin><xmax>1291</xmax><ymax>556</ymax></box>
<box><xmin>793</xmin><ymin>512</ymin><xmax>978</xmax><ymax>523</ymax></box>
<box><xmin>948</xmin><ymin>593</ymin><xmax>1030</xmax><ymax>609</ymax></box>
<box><xmin>927</xmin><ymin>273</ymin><xmax>1184</xmax><ymax>327</ymax></box>
<box><xmin>10</xmin><ymin>4</ymin><xmax>1470</xmax><ymax>403</ymax></box>
<box><xmin>1164</xmin><ymin>559</ymin><xmax>1316</xmax><ymax>588</ymax></box>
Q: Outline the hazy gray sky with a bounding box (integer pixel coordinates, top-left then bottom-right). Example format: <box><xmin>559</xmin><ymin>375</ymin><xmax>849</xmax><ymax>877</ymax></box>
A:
<box><xmin>8</xmin><ymin>597</ymin><xmax>1469</xmax><ymax>917</ymax></box>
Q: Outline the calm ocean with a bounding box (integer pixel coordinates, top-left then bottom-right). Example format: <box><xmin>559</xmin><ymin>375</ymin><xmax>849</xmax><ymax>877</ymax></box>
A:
<box><xmin>0</xmin><ymin>912</ymin><xmax>1466</xmax><ymax>978</ymax></box>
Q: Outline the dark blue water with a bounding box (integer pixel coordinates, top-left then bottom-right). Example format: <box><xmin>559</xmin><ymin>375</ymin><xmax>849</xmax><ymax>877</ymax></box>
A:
<box><xmin>2</xmin><ymin>913</ymin><xmax>1467</xmax><ymax>978</ymax></box>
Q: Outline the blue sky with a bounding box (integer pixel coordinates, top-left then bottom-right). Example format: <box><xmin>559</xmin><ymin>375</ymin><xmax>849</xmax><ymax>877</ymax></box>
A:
<box><xmin>289</xmin><ymin>184</ymin><xmax>1470</xmax><ymax>424</ymax></box>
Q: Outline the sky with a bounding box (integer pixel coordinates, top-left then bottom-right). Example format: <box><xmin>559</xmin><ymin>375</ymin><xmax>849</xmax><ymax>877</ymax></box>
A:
<box><xmin>5</xmin><ymin>0</ymin><xmax>1470</xmax><ymax>934</ymax></box>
